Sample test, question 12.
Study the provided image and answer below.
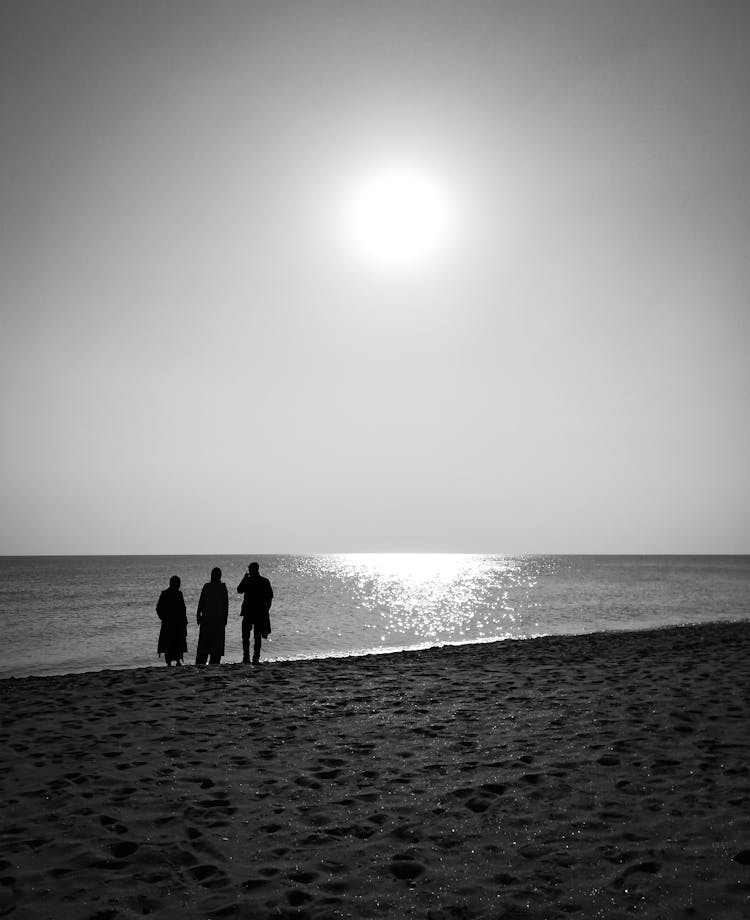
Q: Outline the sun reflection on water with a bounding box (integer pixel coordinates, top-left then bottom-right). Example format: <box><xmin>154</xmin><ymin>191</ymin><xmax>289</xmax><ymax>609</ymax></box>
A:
<box><xmin>306</xmin><ymin>553</ymin><xmax>544</xmax><ymax>647</ymax></box>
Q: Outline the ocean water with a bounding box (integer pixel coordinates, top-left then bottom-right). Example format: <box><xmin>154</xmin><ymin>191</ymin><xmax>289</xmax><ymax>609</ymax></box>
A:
<box><xmin>0</xmin><ymin>555</ymin><xmax>748</xmax><ymax>678</ymax></box>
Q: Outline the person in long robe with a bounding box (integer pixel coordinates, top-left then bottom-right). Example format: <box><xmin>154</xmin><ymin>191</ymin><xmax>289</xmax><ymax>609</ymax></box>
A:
<box><xmin>156</xmin><ymin>575</ymin><xmax>188</xmax><ymax>666</ymax></box>
<box><xmin>195</xmin><ymin>567</ymin><xmax>228</xmax><ymax>665</ymax></box>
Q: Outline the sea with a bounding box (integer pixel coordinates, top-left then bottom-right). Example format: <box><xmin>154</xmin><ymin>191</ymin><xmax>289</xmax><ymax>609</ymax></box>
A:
<box><xmin>0</xmin><ymin>554</ymin><xmax>748</xmax><ymax>679</ymax></box>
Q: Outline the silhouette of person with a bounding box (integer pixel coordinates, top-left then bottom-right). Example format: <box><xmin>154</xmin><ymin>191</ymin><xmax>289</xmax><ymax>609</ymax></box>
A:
<box><xmin>195</xmin><ymin>567</ymin><xmax>229</xmax><ymax>665</ymax></box>
<box><xmin>156</xmin><ymin>575</ymin><xmax>187</xmax><ymax>666</ymax></box>
<box><xmin>237</xmin><ymin>562</ymin><xmax>274</xmax><ymax>663</ymax></box>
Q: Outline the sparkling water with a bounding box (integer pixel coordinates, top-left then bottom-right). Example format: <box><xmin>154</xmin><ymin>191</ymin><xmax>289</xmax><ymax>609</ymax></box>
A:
<box><xmin>0</xmin><ymin>554</ymin><xmax>748</xmax><ymax>678</ymax></box>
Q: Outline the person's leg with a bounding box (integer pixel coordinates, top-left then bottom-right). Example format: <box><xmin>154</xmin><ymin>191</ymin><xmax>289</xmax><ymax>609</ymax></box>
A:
<box><xmin>209</xmin><ymin>653</ymin><xmax>221</xmax><ymax>665</ymax></box>
<box><xmin>241</xmin><ymin>617</ymin><xmax>251</xmax><ymax>663</ymax></box>
<box><xmin>195</xmin><ymin>631</ymin><xmax>208</xmax><ymax>666</ymax></box>
<box><xmin>253</xmin><ymin>624</ymin><xmax>262</xmax><ymax>663</ymax></box>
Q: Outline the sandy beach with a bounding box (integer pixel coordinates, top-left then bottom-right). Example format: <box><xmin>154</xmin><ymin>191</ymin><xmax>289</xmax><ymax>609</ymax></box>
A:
<box><xmin>2</xmin><ymin>622</ymin><xmax>749</xmax><ymax>920</ymax></box>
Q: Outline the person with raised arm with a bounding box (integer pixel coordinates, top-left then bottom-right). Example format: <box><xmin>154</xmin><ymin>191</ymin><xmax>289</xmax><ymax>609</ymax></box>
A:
<box><xmin>237</xmin><ymin>561</ymin><xmax>274</xmax><ymax>664</ymax></box>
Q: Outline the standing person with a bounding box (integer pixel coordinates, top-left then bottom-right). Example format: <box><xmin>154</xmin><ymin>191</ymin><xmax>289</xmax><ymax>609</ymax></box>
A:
<box><xmin>156</xmin><ymin>575</ymin><xmax>187</xmax><ymax>666</ymax></box>
<box><xmin>237</xmin><ymin>562</ymin><xmax>274</xmax><ymax>664</ymax></box>
<box><xmin>195</xmin><ymin>567</ymin><xmax>229</xmax><ymax>666</ymax></box>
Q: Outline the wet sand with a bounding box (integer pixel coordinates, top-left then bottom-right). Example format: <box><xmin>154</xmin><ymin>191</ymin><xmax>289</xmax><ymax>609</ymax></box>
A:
<box><xmin>2</xmin><ymin>621</ymin><xmax>750</xmax><ymax>919</ymax></box>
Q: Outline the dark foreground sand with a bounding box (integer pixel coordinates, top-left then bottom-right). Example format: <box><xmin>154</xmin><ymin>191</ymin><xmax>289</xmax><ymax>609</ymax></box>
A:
<box><xmin>2</xmin><ymin>622</ymin><xmax>750</xmax><ymax>920</ymax></box>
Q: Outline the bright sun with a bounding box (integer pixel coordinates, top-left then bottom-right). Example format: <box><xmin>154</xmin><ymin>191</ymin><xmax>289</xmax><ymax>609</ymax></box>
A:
<box><xmin>346</xmin><ymin>169</ymin><xmax>448</xmax><ymax>267</ymax></box>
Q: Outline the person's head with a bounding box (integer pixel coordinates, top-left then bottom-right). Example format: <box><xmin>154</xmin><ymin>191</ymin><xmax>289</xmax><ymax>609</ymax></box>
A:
<box><xmin>211</xmin><ymin>567</ymin><xmax>222</xmax><ymax>583</ymax></box>
<box><xmin>248</xmin><ymin>562</ymin><xmax>260</xmax><ymax>575</ymax></box>
<box><xmin>169</xmin><ymin>575</ymin><xmax>180</xmax><ymax>590</ymax></box>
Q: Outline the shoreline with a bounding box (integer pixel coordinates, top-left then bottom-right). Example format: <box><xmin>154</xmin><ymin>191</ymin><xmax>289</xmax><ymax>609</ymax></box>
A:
<box><xmin>3</xmin><ymin>621</ymin><xmax>750</xmax><ymax>918</ymax></box>
<box><xmin>3</xmin><ymin>617</ymin><xmax>749</xmax><ymax>683</ymax></box>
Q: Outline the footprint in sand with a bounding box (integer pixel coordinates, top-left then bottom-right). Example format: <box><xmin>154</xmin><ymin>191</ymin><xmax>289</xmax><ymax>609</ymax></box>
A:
<box><xmin>100</xmin><ymin>815</ymin><xmax>128</xmax><ymax>835</ymax></box>
<box><xmin>322</xmin><ymin>879</ymin><xmax>350</xmax><ymax>894</ymax></box>
<box><xmin>288</xmin><ymin>870</ymin><xmax>318</xmax><ymax>884</ymax></box>
<box><xmin>450</xmin><ymin>783</ymin><xmax>506</xmax><ymax>813</ymax></box>
<box><xmin>314</xmin><ymin>768</ymin><xmax>341</xmax><ymax>780</ymax></box>
<box><xmin>241</xmin><ymin>877</ymin><xmax>269</xmax><ymax>890</ymax></box>
<box><xmin>188</xmin><ymin>863</ymin><xmax>229</xmax><ymax>889</ymax></box>
<box><xmin>611</xmin><ymin>859</ymin><xmax>662</xmax><ymax>887</ymax></box>
<box><xmin>110</xmin><ymin>841</ymin><xmax>139</xmax><ymax>859</ymax></box>
<box><xmin>520</xmin><ymin>773</ymin><xmax>542</xmax><ymax>785</ymax></box>
<box><xmin>295</xmin><ymin>775</ymin><xmax>322</xmax><ymax>790</ymax></box>
<box><xmin>318</xmin><ymin>757</ymin><xmax>346</xmax><ymax>767</ymax></box>
<box><xmin>389</xmin><ymin>853</ymin><xmax>426</xmax><ymax>881</ymax></box>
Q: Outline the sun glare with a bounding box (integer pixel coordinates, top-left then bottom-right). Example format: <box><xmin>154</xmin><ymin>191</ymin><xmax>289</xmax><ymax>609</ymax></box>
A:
<box><xmin>346</xmin><ymin>169</ymin><xmax>448</xmax><ymax>267</ymax></box>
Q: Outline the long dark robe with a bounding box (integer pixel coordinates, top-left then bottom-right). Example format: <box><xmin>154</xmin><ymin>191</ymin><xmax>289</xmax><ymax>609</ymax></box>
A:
<box><xmin>196</xmin><ymin>581</ymin><xmax>229</xmax><ymax>660</ymax></box>
<box><xmin>156</xmin><ymin>587</ymin><xmax>188</xmax><ymax>661</ymax></box>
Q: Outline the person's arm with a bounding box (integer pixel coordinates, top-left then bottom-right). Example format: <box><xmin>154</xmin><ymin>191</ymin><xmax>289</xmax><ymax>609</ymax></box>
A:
<box><xmin>222</xmin><ymin>584</ymin><xmax>229</xmax><ymax>625</ymax></box>
<box><xmin>179</xmin><ymin>591</ymin><xmax>187</xmax><ymax>624</ymax></box>
<box><xmin>236</xmin><ymin>575</ymin><xmax>248</xmax><ymax>594</ymax></box>
<box><xmin>156</xmin><ymin>591</ymin><xmax>165</xmax><ymax>620</ymax></box>
<box><xmin>196</xmin><ymin>586</ymin><xmax>205</xmax><ymax>624</ymax></box>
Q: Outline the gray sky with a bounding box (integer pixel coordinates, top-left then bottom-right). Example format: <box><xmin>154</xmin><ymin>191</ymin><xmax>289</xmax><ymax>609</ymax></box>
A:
<box><xmin>1</xmin><ymin>0</ymin><xmax>748</xmax><ymax>554</ymax></box>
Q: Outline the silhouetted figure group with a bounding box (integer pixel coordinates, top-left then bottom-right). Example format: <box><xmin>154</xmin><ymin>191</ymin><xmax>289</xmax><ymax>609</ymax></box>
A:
<box><xmin>155</xmin><ymin>563</ymin><xmax>273</xmax><ymax>667</ymax></box>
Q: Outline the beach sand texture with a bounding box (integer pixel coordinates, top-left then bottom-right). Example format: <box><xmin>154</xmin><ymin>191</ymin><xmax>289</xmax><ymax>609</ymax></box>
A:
<box><xmin>2</xmin><ymin>622</ymin><xmax>749</xmax><ymax>919</ymax></box>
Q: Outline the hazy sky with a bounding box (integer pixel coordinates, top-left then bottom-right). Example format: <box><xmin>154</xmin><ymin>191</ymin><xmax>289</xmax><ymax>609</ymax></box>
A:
<box><xmin>1</xmin><ymin>0</ymin><xmax>748</xmax><ymax>554</ymax></box>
